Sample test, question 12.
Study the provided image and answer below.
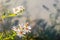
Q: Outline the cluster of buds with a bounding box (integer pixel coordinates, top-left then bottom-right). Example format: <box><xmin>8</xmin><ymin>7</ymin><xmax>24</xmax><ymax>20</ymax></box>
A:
<box><xmin>13</xmin><ymin>6</ymin><xmax>25</xmax><ymax>15</ymax></box>
<box><xmin>1</xmin><ymin>6</ymin><xmax>25</xmax><ymax>19</ymax></box>
<box><xmin>12</xmin><ymin>22</ymin><xmax>31</xmax><ymax>37</ymax></box>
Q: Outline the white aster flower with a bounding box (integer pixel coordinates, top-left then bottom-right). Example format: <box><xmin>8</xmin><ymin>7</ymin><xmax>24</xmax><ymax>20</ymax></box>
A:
<box><xmin>17</xmin><ymin>31</ymin><xmax>24</xmax><ymax>37</ymax></box>
<box><xmin>24</xmin><ymin>26</ymin><xmax>31</xmax><ymax>33</ymax></box>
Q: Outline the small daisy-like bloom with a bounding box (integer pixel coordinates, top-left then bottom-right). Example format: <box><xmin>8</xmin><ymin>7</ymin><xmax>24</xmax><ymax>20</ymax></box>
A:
<box><xmin>24</xmin><ymin>26</ymin><xmax>31</xmax><ymax>33</ymax></box>
<box><xmin>12</xmin><ymin>26</ymin><xmax>24</xmax><ymax>37</ymax></box>
<box><xmin>12</xmin><ymin>6</ymin><xmax>25</xmax><ymax>15</ymax></box>
<box><xmin>17</xmin><ymin>31</ymin><xmax>24</xmax><ymax>37</ymax></box>
<box><xmin>23</xmin><ymin>22</ymin><xmax>31</xmax><ymax>33</ymax></box>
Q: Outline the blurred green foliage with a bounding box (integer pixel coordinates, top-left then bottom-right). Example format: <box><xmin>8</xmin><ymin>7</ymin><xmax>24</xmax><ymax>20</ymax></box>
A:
<box><xmin>0</xmin><ymin>30</ymin><xmax>16</xmax><ymax>40</ymax></box>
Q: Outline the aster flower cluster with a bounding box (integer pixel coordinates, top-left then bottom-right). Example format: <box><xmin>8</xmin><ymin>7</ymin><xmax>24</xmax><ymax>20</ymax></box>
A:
<box><xmin>1</xmin><ymin>6</ymin><xmax>25</xmax><ymax>19</ymax></box>
<box><xmin>13</xmin><ymin>6</ymin><xmax>25</xmax><ymax>15</ymax></box>
<box><xmin>12</xmin><ymin>22</ymin><xmax>31</xmax><ymax>37</ymax></box>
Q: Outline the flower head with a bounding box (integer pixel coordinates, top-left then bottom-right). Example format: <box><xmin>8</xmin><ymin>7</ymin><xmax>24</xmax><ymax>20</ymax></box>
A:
<box><xmin>12</xmin><ymin>6</ymin><xmax>25</xmax><ymax>15</ymax></box>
